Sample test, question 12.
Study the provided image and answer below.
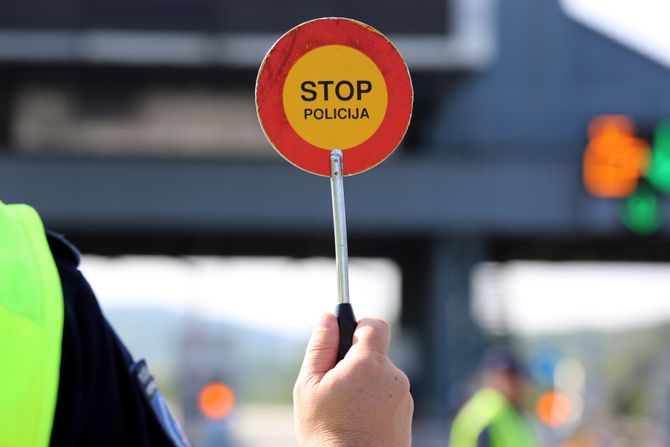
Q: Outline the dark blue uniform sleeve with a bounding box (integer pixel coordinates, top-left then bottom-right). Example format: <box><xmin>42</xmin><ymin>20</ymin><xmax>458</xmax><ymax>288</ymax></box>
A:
<box><xmin>47</xmin><ymin>232</ymin><xmax>177</xmax><ymax>447</ymax></box>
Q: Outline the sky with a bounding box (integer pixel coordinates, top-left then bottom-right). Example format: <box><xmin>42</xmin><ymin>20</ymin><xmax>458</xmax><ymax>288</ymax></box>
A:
<box><xmin>473</xmin><ymin>261</ymin><xmax>670</xmax><ymax>335</ymax></box>
<box><xmin>82</xmin><ymin>255</ymin><xmax>670</xmax><ymax>338</ymax></box>
<box><xmin>561</xmin><ymin>0</ymin><xmax>670</xmax><ymax>70</ymax></box>
<box><xmin>81</xmin><ymin>255</ymin><xmax>401</xmax><ymax>338</ymax></box>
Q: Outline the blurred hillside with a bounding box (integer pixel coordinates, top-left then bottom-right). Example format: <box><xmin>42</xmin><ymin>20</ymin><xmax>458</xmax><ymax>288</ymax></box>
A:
<box><xmin>105</xmin><ymin>307</ymin><xmax>304</xmax><ymax>404</ymax></box>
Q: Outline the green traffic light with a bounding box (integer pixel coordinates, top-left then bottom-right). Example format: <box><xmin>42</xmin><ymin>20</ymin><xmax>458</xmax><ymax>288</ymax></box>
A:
<box><xmin>620</xmin><ymin>184</ymin><xmax>662</xmax><ymax>235</ymax></box>
<box><xmin>646</xmin><ymin>120</ymin><xmax>670</xmax><ymax>192</ymax></box>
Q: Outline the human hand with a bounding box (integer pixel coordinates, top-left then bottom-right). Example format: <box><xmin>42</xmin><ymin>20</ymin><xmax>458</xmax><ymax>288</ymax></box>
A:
<box><xmin>293</xmin><ymin>314</ymin><xmax>413</xmax><ymax>447</ymax></box>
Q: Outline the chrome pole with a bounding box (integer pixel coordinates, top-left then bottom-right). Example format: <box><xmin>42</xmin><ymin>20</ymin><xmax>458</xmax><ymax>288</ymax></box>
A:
<box><xmin>330</xmin><ymin>149</ymin><xmax>350</xmax><ymax>305</ymax></box>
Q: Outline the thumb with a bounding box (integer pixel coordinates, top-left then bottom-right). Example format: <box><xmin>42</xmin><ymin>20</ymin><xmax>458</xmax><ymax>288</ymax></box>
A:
<box><xmin>298</xmin><ymin>313</ymin><xmax>339</xmax><ymax>383</ymax></box>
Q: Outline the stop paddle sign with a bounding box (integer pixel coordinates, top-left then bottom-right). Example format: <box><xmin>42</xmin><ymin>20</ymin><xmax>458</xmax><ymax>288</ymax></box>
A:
<box><xmin>256</xmin><ymin>17</ymin><xmax>413</xmax><ymax>176</ymax></box>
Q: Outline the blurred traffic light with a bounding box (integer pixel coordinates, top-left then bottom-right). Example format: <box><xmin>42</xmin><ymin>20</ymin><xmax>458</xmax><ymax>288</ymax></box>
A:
<box><xmin>536</xmin><ymin>391</ymin><xmax>572</xmax><ymax>428</ymax></box>
<box><xmin>620</xmin><ymin>183</ymin><xmax>662</xmax><ymax>236</ymax></box>
<box><xmin>582</xmin><ymin>115</ymin><xmax>670</xmax><ymax>235</ymax></box>
<box><xmin>198</xmin><ymin>381</ymin><xmax>236</xmax><ymax>420</ymax></box>
<box><xmin>646</xmin><ymin>120</ymin><xmax>670</xmax><ymax>193</ymax></box>
<box><xmin>583</xmin><ymin>115</ymin><xmax>650</xmax><ymax>198</ymax></box>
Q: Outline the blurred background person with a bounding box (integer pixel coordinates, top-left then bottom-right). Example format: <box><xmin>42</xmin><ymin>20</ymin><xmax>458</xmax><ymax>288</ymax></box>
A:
<box><xmin>449</xmin><ymin>346</ymin><xmax>538</xmax><ymax>447</ymax></box>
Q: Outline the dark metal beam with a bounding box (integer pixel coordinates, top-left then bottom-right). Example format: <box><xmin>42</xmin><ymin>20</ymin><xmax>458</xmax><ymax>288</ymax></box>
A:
<box><xmin>0</xmin><ymin>153</ymin><xmax>632</xmax><ymax>237</ymax></box>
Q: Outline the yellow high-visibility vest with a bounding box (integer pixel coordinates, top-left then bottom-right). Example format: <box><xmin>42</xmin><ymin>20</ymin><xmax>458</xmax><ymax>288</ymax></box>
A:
<box><xmin>449</xmin><ymin>388</ymin><xmax>537</xmax><ymax>447</ymax></box>
<box><xmin>0</xmin><ymin>202</ymin><xmax>63</xmax><ymax>446</ymax></box>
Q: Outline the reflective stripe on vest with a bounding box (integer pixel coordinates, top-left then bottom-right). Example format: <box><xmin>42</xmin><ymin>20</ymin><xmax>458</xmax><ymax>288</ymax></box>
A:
<box><xmin>449</xmin><ymin>388</ymin><xmax>537</xmax><ymax>447</ymax></box>
<box><xmin>0</xmin><ymin>203</ymin><xmax>63</xmax><ymax>446</ymax></box>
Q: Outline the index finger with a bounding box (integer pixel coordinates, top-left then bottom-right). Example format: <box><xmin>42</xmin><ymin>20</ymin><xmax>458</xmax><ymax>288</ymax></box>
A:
<box><xmin>351</xmin><ymin>318</ymin><xmax>391</xmax><ymax>356</ymax></box>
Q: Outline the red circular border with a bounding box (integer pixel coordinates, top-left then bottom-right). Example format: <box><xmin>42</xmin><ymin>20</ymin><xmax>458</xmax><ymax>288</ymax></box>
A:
<box><xmin>256</xmin><ymin>18</ymin><xmax>413</xmax><ymax>176</ymax></box>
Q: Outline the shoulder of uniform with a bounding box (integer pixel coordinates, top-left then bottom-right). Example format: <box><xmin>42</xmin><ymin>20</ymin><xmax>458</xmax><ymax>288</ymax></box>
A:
<box><xmin>46</xmin><ymin>231</ymin><xmax>81</xmax><ymax>266</ymax></box>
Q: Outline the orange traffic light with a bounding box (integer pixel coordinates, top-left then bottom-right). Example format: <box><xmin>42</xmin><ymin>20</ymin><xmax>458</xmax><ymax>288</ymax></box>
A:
<box><xmin>536</xmin><ymin>391</ymin><xmax>572</xmax><ymax>428</ymax></box>
<box><xmin>198</xmin><ymin>381</ymin><xmax>236</xmax><ymax>420</ymax></box>
<box><xmin>583</xmin><ymin>115</ymin><xmax>650</xmax><ymax>198</ymax></box>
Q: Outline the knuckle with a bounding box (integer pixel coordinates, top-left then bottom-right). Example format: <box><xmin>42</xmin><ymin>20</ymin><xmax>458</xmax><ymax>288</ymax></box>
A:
<box><xmin>354</xmin><ymin>318</ymin><xmax>391</xmax><ymax>353</ymax></box>
<box><xmin>362</xmin><ymin>317</ymin><xmax>391</xmax><ymax>335</ymax></box>
<box><xmin>397</xmin><ymin>371</ymin><xmax>411</xmax><ymax>393</ymax></box>
<box><xmin>348</xmin><ymin>351</ymin><xmax>386</xmax><ymax>378</ymax></box>
<box><xmin>390</xmin><ymin>366</ymin><xmax>411</xmax><ymax>394</ymax></box>
<box><xmin>293</xmin><ymin>380</ymin><xmax>304</xmax><ymax>400</ymax></box>
<box><xmin>406</xmin><ymin>393</ymin><xmax>415</xmax><ymax>414</ymax></box>
<box><xmin>293</xmin><ymin>375</ymin><xmax>314</xmax><ymax>400</ymax></box>
<box><xmin>348</xmin><ymin>354</ymin><xmax>373</xmax><ymax>374</ymax></box>
<box><xmin>306</xmin><ymin>345</ymin><xmax>328</xmax><ymax>360</ymax></box>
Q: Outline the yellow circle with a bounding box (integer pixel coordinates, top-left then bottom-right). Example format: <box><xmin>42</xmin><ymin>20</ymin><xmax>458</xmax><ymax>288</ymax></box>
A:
<box><xmin>283</xmin><ymin>45</ymin><xmax>388</xmax><ymax>150</ymax></box>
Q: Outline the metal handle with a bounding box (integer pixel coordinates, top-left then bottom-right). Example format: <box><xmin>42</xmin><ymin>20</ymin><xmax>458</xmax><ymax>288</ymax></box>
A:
<box><xmin>330</xmin><ymin>150</ymin><xmax>350</xmax><ymax>305</ymax></box>
<box><xmin>330</xmin><ymin>150</ymin><xmax>356</xmax><ymax>359</ymax></box>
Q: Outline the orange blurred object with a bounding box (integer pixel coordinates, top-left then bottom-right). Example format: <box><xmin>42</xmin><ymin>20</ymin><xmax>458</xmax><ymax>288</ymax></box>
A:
<box><xmin>536</xmin><ymin>391</ymin><xmax>572</xmax><ymax>428</ymax></box>
<box><xmin>198</xmin><ymin>382</ymin><xmax>236</xmax><ymax>420</ymax></box>
<box><xmin>583</xmin><ymin>115</ymin><xmax>650</xmax><ymax>198</ymax></box>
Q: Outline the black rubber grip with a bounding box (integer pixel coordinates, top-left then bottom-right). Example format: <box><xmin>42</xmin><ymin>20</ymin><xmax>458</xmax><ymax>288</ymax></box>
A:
<box><xmin>335</xmin><ymin>303</ymin><xmax>357</xmax><ymax>362</ymax></box>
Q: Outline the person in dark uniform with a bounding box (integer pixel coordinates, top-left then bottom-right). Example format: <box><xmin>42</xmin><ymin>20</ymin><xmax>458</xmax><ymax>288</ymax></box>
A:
<box><xmin>0</xmin><ymin>202</ymin><xmax>413</xmax><ymax>446</ymax></box>
<box><xmin>47</xmin><ymin>230</ymin><xmax>188</xmax><ymax>446</ymax></box>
